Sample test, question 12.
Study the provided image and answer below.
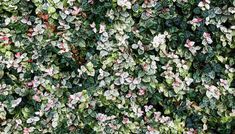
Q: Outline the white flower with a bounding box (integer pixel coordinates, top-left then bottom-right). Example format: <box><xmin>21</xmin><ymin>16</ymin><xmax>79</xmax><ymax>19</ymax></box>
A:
<box><xmin>185</xmin><ymin>39</ymin><xmax>201</xmax><ymax>55</ymax></box>
<box><xmin>152</xmin><ymin>33</ymin><xmax>167</xmax><ymax>49</ymax></box>
<box><xmin>186</xmin><ymin>128</ymin><xmax>196</xmax><ymax>134</ymax></box>
<box><xmin>26</xmin><ymin>116</ymin><xmax>40</xmax><ymax>124</ymax></box>
<box><xmin>21</xmin><ymin>18</ymin><xmax>32</xmax><ymax>25</ymax></box>
<box><xmin>230</xmin><ymin>109</ymin><xmax>235</xmax><ymax>116</ymax></box>
<box><xmin>125</xmin><ymin>77</ymin><xmax>141</xmax><ymax>90</ymax></box>
<box><xmin>90</xmin><ymin>22</ymin><xmax>96</xmax><ymax>28</ymax></box>
<box><xmin>99</xmin><ymin>23</ymin><xmax>106</xmax><ymax>33</ymax></box>
<box><xmin>114</xmin><ymin>72</ymin><xmax>129</xmax><ymax>85</ymax></box>
<box><xmin>117</xmin><ymin>0</ymin><xmax>132</xmax><ymax>9</ymax></box>
<box><xmin>32</xmin><ymin>24</ymin><xmax>45</xmax><ymax>36</ymax></box>
<box><xmin>205</xmin><ymin>85</ymin><xmax>221</xmax><ymax>100</ymax></box>
<box><xmin>69</xmin><ymin>92</ymin><xmax>82</xmax><ymax>104</ymax></box>
<box><xmin>96</xmin><ymin>113</ymin><xmax>115</xmax><ymax>123</ymax></box>
<box><xmin>90</xmin><ymin>22</ymin><xmax>97</xmax><ymax>33</ymax></box>
<box><xmin>45</xmin><ymin>68</ymin><xmax>54</xmax><ymax>76</ymax></box>
<box><xmin>219</xmin><ymin>79</ymin><xmax>229</xmax><ymax>89</ymax></box>
<box><xmin>96</xmin><ymin>113</ymin><xmax>107</xmax><ymax>122</ymax></box>
<box><xmin>154</xmin><ymin>112</ymin><xmax>161</xmax><ymax>121</ymax></box>
<box><xmin>144</xmin><ymin>105</ymin><xmax>153</xmax><ymax>112</ymax></box>
<box><xmin>98</xmin><ymin>69</ymin><xmax>110</xmax><ymax>80</ymax></box>
<box><xmin>80</xmin><ymin>62</ymin><xmax>95</xmax><ymax>76</ymax></box>
<box><xmin>104</xmin><ymin>89</ymin><xmax>119</xmax><ymax>100</ymax></box>
<box><xmin>115</xmin><ymin>34</ymin><xmax>129</xmax><ymax>46</ymax></box>
<box><xmin>178</xmin><ymin>0</ymin><xmax>188</xmax><ymax>2</ymax></box>
<box><xmin>11</xmin><ymin>98</ymin><xmax>22</xmax><ymax>108</ymax></box>
<box><xmin>105</xmin><ymin>9</ymin><xmax>115</xmax><ymax>20</ymax></box>
<box><xmin>203</xmin><ymin>32</ymin><xmax>213</xmax><ymax>44</ymax></box>
<box><xmin>203</xmin><ymin>123</ymin><xmax>208</xmax><ymax>131</ymax></box>
<box><xmin>58</xmin><ymin>43</ymin><xmax>69</xmax><ymax>53</ymax></box>
<box><xmin>172</xmin><ymin>77</ymin><xmax>183</xmax><ymax>89</ymax></box>
<box><xmin>225</xmin><ymin>64</ymin><xmax>235</xmax><ymax>73</ymax></box>
<box><xmin>132</xmin><ymin>41</ymin><xmax>145</xmax><ymax>54</ymax></box>
<box><xmin>159</xmin><ymin>116</ymin><xmax>170</xmax><ymax>123</ymax></box>
<box><xmin>185</xmin><ymin>77</ymin><xmax>194</xmax><ymax>86</ymax></box>
<box><xmin>228</xmin><ymin>7</ymin><xmax>235</xmax><ymax>14</ymax></box>
<box><xmin>136</xmin><ymin>108</ymin><xmax>144</xmax><ymax>117</ymax></box>
<box><xmin>146</xmin><ymin>125</ymin><xmax>159</xmax><ymax>134</ymax></box>
<box><xmin>100</xmin><ymin>32</ymin><xmax>109</xmax><ymax>43</ymax></box>
<box><xmin>198</xmin><ymin>0</ymin><xmax>210</xmax><ymax>10</ymax></box>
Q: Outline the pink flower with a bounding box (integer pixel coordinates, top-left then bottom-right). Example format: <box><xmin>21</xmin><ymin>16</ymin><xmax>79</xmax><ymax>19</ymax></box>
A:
<box><xmin>26</xmin><ymin>59</ymin><xmax>32</xmax><ymax>63</ymax></box>
<box><xmin>203</xmin><ymin>32</ymin><xmax>213</xmax><ymax>44</ymax></box>
<box><xmin>88</xmin><ymin>0</ymin><xmax>94</xmax><ymax>4</ymax></box>
<box><xmin>160</xmin><ymin>116</ymin><xmax>170</xmax><ymax>123</ymax></box>
<box><xmin>154</xmin><ymin>112</ymin><xmax>161</xmax><ymax>121</ymax></box>
<box><xmin>185</xmin><ymin>39</ymin><xmax>201</xmax><ymax>55</ymax></box>
<box><xmin>59</xmin><ymin>43</ymin><xmax>66</xmax><ymax>53</ymax></box>
<box><xmin>147</xmin><ymin>125</ymin><xmax>155</xmax><ymax>132</ymax></box>
<box><xmin>144</xmin><ymin>116</ymin><xmax>148</xmax><ymax>122</ymax></box>
<box><xmin>33</xmin><ymin>95</ymin><xmax>41</xmax><ymax>102</ymax></box>
<box><xmin>108</xmin><ymin>123</ymin><xmax>117</xmax><ymax>129</ymax></box>
<box><xmin>96</xmin><ymin>113</ymin><xmax>107</xmax><ymax>122</ymax></box>
<box><xmin>45</xmin><ymin>100</ymin><xmax>54</xmax><ymax>111</ymax></box>
<box><xmin>15</xmin><ymin>119</ymin><xmax>22</xmax><ymax>128</ymax></box>
<box><xmin>172</xmin><ymin>77</ymin><xmax>182</xmax><ymax>88</ymax></box>
<box><xmin>45</xmin><ymin>68</ymin><xmax>53</xmax><ymax>76</ymax></box>
<box><xmin>0</xmin><ymin>36</ymin><xmax>9</xmax><ymax>41</ymax></box>
<box><xmin>126</xmin><ymin>92</ymin><xmax>132</xmax><ymax>98</ymax></box>
<box><xmin>220</xmin><ymin>79</ymin><xmax>227</xmax><ymax>85</ymax></box>
<box><xmin>146</xmin><ymin>9</ymin><xmax>152</xmax><ymax>17</ymax></box>
<box><xmin>144</xmin><ymin>105</ymin><xmax>153</xmax><ymax>112</ymax></box>
<box><xmin>90</xmin><ymin>22</ymin><xmax>97</xmax><ymax>33</ymax></box>
<box><xmin>161</xmin><ymin>8</ymin><xmax>170</xmax><ymax>13</ymax></box>
<box><xmin>138</xmin><ymin>88</ymin><xmax>145</xmax><ymax>96</ymax></box>
<box><xmin>220</xmin><ymin>79</ymin><xmax>228</xmax><ymax>88</ymax></box>
<box><xmin>27</xmin><ymin>81</ymin><xmax>33</xmax><ymax>87</ymax></box>
<box><xmin>191</xmin><ymin>18</ymin><xmax>203</xmax><ymax>24</ymax></box>
<box><xmin>172</xmin><ymin>81</ymin><xmax>181</xmax><ymax>88</ymax></box>
<box><xmin>23</xmin><ymin>128</ymin><xmax>30</xmax><ymax>134</ymax></box>
<box><xmin>99</xmin><ymin>24</ymin><xmax>106</xmax><ymax>33</ymax></box>
<box><xmin>71</xmin><ymin>7</ymin><xmax>81</xmax><ymax>16</ymax></box>
<box><xmin>122</xmin><ymin>117</ymin><xmax>129</xmax><ymax>124</ymax></box>
<box><xmin>69</xmin><ymin>92</ymin><xmax>82</xmax><ymax>101</ymax></box>
<box><xmin>185</xmin><ymin>39</ymin><xmax>195</xmax><ymax>48</ymax></box>
<box><xmin>31</xmin><ymin>79</ymin><xmax>40</xmax><ymax>88</ymax></box>
<box><xmin>15</xmin><ymin>52</ymin><xmax>21</xmax><ymax>58</ymax></box>
<box><xmin>11</xmin><ymin>16</ymin><xmax>18</xmax><ymax>21</ymax></box>
<box><xmin>142</xmin><ymin>63</ymin><xmax>149</xmax><ymax>71</ymax></box>
<box><xmin>186</xmin><ymin>128</ymin><xmax>196</xmax><ymax>134</ymax></box>
<box><xmin>137</xmin><ymin>108</ymin><xmax>144</xmax><ymax>117</ymax></box>
<box><xmin>90</xmin><ymin>22</ymin><xmax>96</xmax><ymax>28</ymax></box>
<box><xmin>206</xmin><ymin>85</ymin><xmax>221</xmax><ymax>100</ymax></box>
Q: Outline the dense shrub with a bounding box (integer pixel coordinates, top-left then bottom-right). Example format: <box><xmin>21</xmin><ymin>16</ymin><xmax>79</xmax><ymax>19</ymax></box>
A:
<box><xmin>0</xmin><ymin>0</ymin><xmax>235</xmax><ymax>133</ymax></box>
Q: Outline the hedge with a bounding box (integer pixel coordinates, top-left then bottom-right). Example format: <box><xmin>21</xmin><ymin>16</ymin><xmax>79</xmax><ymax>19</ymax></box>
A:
<box><xmin>0</xmin><ymin>0</ymin><xmax>235</xmax><ymax>133</ymax></box>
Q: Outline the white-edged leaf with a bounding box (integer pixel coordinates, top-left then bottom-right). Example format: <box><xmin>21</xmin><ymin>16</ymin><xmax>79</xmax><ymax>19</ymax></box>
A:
<box><xmin>11</xmin><ymin>98</ymin><xmax>22</xmax><ymax>108</ymax></box>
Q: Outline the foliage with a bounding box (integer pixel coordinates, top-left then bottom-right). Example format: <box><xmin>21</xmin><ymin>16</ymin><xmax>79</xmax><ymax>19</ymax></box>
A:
<box><xmin>0</xmin><ymin>0</ymin><xmax>235</xmax><ymax>133</ymax></box>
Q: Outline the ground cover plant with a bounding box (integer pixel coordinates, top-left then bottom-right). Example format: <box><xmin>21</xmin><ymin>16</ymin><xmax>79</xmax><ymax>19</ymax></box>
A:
<box><xmin>0</xmin><ymin>0</ymin><xmax>235</xmax><ymax>133</ymax></box>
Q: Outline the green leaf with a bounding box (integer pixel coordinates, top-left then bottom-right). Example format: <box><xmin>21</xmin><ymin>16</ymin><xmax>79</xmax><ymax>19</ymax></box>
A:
<box><xmin>48</xmin><ymin>6</ymin><xmax>56</xmax><ymax>14</ymax></box>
